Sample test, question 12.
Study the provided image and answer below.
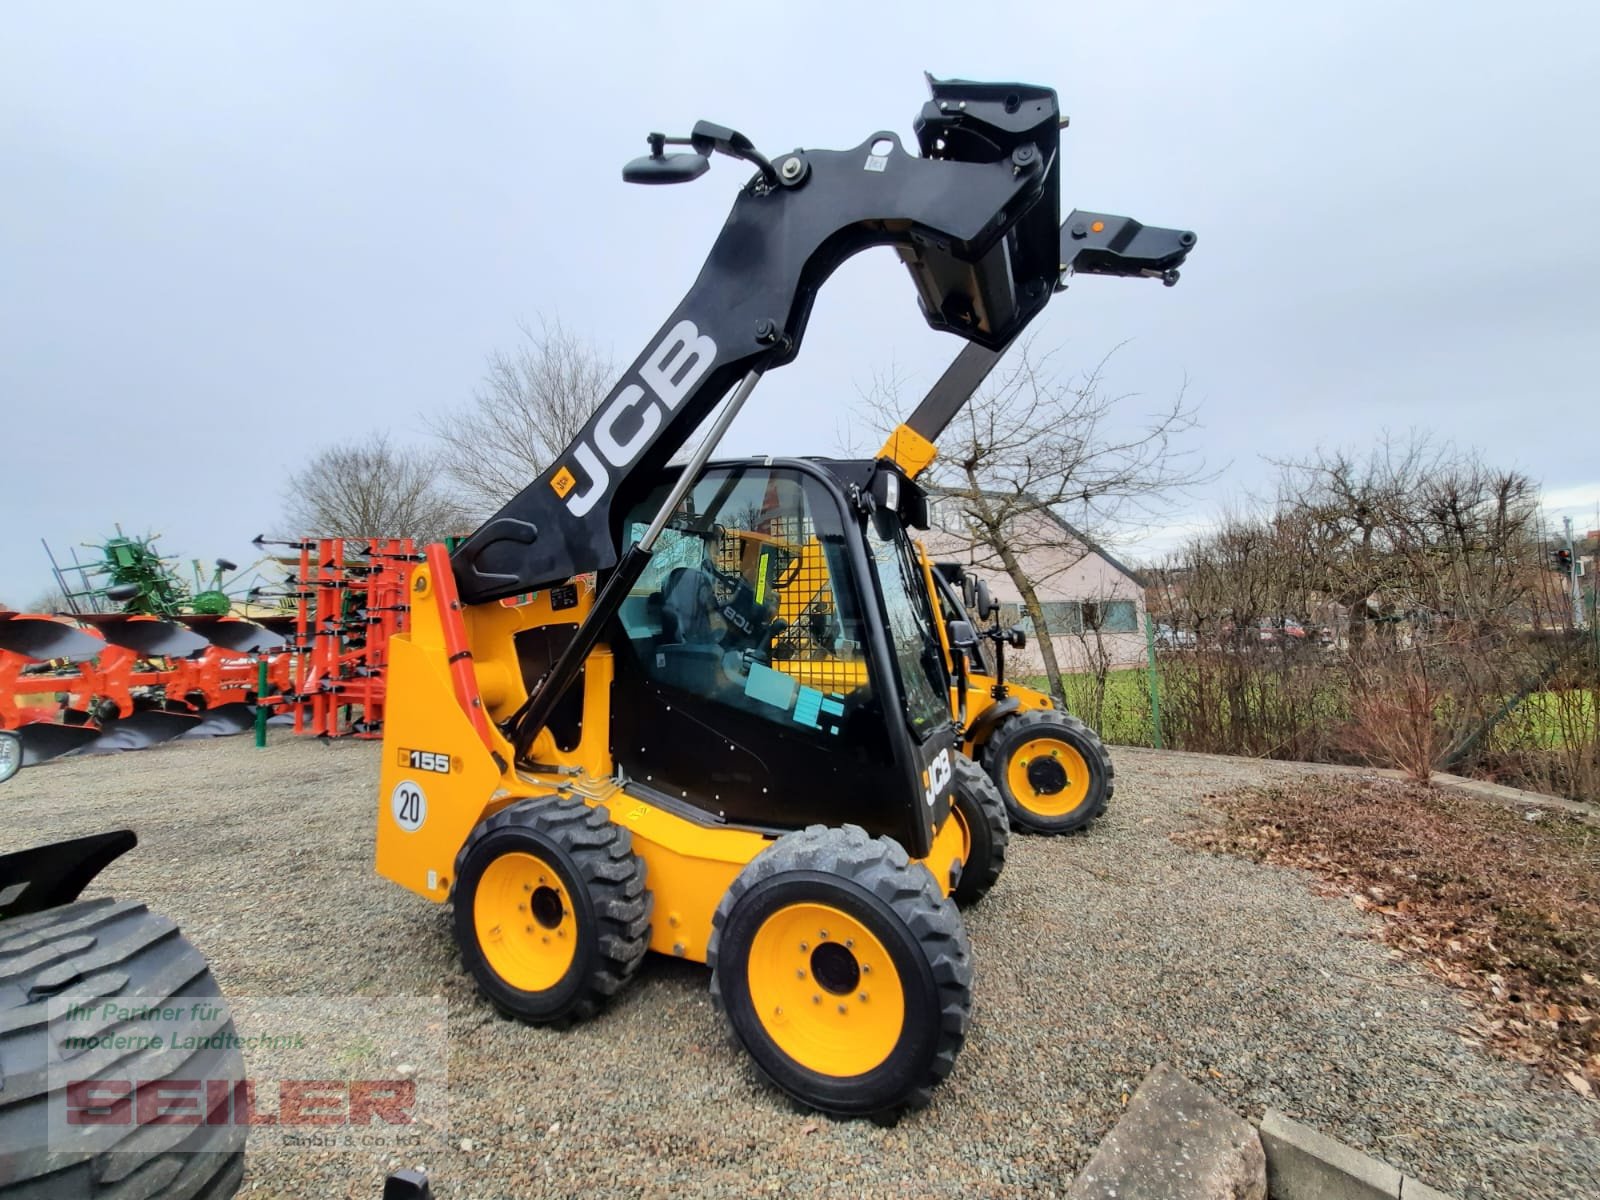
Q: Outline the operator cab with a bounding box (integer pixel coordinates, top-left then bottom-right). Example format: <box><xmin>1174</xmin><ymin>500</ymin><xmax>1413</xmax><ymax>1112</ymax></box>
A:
<box><xmin>605</xmin><ymin>458</ymin><xmax>957</xmax><ymax>855</ymax></box>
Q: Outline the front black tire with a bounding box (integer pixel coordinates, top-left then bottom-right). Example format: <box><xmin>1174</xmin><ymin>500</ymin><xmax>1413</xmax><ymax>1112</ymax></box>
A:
<box><xmin>982</xmin><ymin>710</ymin><xmax>1114</xmax><ymax>835</ymax></box>
<box><xmin>0</xmin><ymin>898</ymin><xmax>246</xmax><ymax>1200</ymax></box>
<box><xmin>948</xmin><ymin>755</ymin><xmax>1008</xmax><ymax>907</ymax></box>
<box><xmin>708</xmin><ymin>825</ymin><xmax>972</xmax><ymax>1122</ymax></box>
<box><xmin>453</xmin><ymin>797</ymin><xmax>651</xmax><ymax>1026</ymax></box>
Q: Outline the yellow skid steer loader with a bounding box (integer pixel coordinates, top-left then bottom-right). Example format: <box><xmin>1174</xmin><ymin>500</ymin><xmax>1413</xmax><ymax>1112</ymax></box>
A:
<box><xmin>925</xmin><ymin>555</ymin><xmax>1115</xmax><ymax>834</ymax></box>
<box><xmin>374</xmin><ymin>75</ymin><xmax>1193</xmax><ymax>1122</ymax></box>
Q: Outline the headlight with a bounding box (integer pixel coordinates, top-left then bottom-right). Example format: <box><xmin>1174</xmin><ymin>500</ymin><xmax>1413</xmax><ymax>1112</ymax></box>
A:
<box><xmin>0</xmin><ymin>731</ymin><xmax>21</xmax><ymax>784</ymax></box>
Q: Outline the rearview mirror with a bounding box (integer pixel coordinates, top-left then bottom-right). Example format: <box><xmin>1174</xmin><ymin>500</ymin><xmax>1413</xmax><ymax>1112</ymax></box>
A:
<box><xmin>947</xmin><ymin>619</ymin><xmax>978</xmax><ymax>650</ymax></box>
<box><xmin>623</xmin><ymin>152</ymin><xmax>710</xmax><ymax>185</ymax></box>
<box><xmin>974</xmin><ymin>579</ymin><xmax>994</xmax><ymax>621</ymax></box>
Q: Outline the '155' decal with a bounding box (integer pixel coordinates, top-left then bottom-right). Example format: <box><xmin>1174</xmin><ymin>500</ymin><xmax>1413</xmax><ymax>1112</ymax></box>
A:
<box><xmin>400</xmin><ymin>749</ymin><xmax>451</xmax><ymax>774</ymax></box>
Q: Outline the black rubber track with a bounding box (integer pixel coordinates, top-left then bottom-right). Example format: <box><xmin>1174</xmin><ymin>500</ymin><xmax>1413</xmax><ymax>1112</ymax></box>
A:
<box><xmin>0</xmin><ymin>898</ymin><xmax>246</xmax><ymax>1200</ymax></box>
<box><xmin>982</xmin><ymin>709</ymin><xmax>1115</xmax><ymax>835</ymax></box>
<box><xmin>453</xmin><ymin>796</ymin><xmax>651</xmax><ymax>1026</ymax></box>
<box><xmin>707</xmin><ymin>824</ymin><xmax>972</xmax><ymax>1123</ymax></box>
<box><xmin>948</xmin><ymin>754</ymin><xmax>1009</xmax><ymax>907</ymax></box>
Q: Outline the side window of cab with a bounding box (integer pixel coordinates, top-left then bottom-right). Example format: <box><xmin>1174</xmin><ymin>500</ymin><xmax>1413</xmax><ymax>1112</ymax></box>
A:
<box><xmin>618</xmin><ymin>467</ymin><xmax>874</xmax><ymax>738</ymax></box>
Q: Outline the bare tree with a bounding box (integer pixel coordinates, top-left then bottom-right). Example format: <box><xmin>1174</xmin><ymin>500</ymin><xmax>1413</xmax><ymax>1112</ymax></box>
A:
<box><xmin>1272</xmin><ymin>434</ymin><xmax>1542</xmax><ymax>646</ymax></box>
<box><xmin>25</xmin><ymin>585</ymin><xmax>71</xmax><ymax>614</ymax></box>
<box><xmin>861</xmin><ymin>341</ymin><xmax>1205</xmax><ymax>707</ymax></box>
<box><xmin>282</xmin><ymin>432</ymin><xmax>466</xmax><ymax>543</ymax></box>
<box><xmin>1152</xmin><ymin>435</ymin><xmax>1571</xmax><ymax>780</ymax></box>
<box><xmin>429</xmin><ymin>317</ymin><xmax>613</xmax><ymax>517</ymax></box>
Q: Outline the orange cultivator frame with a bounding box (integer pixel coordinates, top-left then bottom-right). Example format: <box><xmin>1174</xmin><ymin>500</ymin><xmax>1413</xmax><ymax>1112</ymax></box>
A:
<box><xmin>283</xmin><ymin>538</ymin><xmax>418</xmax><ymax>738</ymax></box>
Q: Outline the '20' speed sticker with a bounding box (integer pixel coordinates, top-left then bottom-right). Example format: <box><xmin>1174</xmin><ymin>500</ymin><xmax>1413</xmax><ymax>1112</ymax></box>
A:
<box><xmin>391</xmin><ymin>779</ymin><xmax>427</xmax><ymax>832</ymax></box>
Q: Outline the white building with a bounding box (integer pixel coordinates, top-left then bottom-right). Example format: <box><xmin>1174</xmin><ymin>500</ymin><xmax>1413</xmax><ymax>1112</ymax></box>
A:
<box><xmin>919</xmin><ymin>495</ymin><xmax>1149</xmax><ymax>673</ymax></box>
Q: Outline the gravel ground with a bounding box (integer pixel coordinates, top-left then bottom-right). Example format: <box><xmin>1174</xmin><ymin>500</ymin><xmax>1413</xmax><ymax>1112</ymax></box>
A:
<box><xmin>6</xmin><ymin>735</ymin><xmax>1597</xmax><ymax>1199</ymax></box>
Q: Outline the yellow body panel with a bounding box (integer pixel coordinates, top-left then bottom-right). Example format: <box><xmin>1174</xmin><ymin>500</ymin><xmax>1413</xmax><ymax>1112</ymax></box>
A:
<box><xmin>923</xmin><ymin>792</ymin><xmax>966</xmax><ymax>891</ymax></box>
<box><xmin>878</xmin><ymin>423</ymin><xmax>938</xmax><ymax>479</ymax></box>
<box><xmin>375</xmin><ymin>634</ymin><xmax>509</xmax><ymax>902</ymax></box>
<box><xmin>606</xmin><ymin>797</ymin><xmax>769</xmax><ymax>960</ymax></box>
<box><xmin>953</xmin><ymin>674</ymin><xmax>1054</xmax><ymax>757</ymax></box>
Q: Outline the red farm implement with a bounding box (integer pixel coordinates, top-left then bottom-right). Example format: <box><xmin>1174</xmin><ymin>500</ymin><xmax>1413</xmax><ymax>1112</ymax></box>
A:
<box><xmin>266</xmin><ymin>537</ymin><xmax>419</xmax><ymax>738</ymax></box>
<box><xmin>2</xmin><ymin>535</ymin><xmax>419</xmax><ymax>766</ymax></box>
<box><xmin>0</xmin><ymin>610</ymin><xmax>292</xmax><ymax>761</ymax></box>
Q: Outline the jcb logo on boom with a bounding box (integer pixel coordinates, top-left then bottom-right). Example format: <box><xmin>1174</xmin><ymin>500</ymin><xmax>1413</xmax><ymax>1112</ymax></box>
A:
<box><xmin>552</xmin><ymin>320</ymin><xmax>718</xmax><ymax>517</ymax></box>
<box><xmin>923</xmin><ymin>747</ymin><xmax>952</xmax><ymax>808</ymax></box>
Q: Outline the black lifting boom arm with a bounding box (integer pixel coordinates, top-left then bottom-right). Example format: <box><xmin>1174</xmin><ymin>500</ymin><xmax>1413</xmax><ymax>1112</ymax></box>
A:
<box><xmin>452</xmin><ymin>77</ymin><xmax>1068</xmax><ymax>605</ymax></box>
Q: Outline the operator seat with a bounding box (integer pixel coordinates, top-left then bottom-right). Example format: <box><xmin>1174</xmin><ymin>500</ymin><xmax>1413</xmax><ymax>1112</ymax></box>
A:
<box><xmin>653</xmin><ymin>566</ymin><xmax>724</xmax><ymax>695</ymax></box>
<box><xmin>659</xmin><ymin>567</ymin><xmax>718</xmax><ymax>643</ymax></box>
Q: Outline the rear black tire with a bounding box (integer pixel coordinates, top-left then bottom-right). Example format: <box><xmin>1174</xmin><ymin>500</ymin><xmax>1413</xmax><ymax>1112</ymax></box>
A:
<box><xmin>948</xmin><ymin>755</ymin><xmax>1008</xmax><ymax>907</ymax></box>
<box><xmin>0</xmin><ymin>898</ymin><xmax>246</xmax><ymax>1200</ymax></box>
<box><xmin>708</xmin><ymin>825</ymin><xmax>971</xmax><ymax>1122</ymax></box>
<box><xmin>453</xmin><ymin>796</ymin><xmax>651</xmax><ymax>1026</ymax></box>
<box><xmin>982</xmin><ymin>710</ymin><xmax>1114</xmax><ymax>835</ymax></box>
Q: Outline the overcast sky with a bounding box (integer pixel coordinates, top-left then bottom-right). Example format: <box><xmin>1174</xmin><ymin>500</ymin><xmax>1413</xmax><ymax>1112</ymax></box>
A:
<box><xmin>3</xmin><ymin>2</ymin><xmax>1596</xmax><ymax>605</ymax></box>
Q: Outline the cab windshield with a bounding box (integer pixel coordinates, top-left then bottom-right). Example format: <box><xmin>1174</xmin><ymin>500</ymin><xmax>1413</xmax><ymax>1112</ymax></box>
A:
<box><xmin>865</xmin><ymin>511</ymin><xmax>951</xmax><ymax>740</ymax></box>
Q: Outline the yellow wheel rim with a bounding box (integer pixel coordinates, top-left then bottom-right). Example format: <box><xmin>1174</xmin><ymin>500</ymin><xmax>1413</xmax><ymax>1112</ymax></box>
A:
<box><xmin>745</xmin><ymin>902</ymin><xmax>905</xmax><ymax>1077</ymax></box>
<box><xmin>473</xmin><ymin>850</ymin><xmax>578</xmax><ymax>992</ymax></box>
<box><xmin>1005</xmin><ymin>736</ymin><xmax>1092</xmax><ymax>817</ymax></box>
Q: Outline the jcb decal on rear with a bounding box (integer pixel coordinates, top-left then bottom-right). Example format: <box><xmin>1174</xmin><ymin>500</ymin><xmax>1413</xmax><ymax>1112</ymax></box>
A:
<box><xmin>398</xmin><ymin>748</ymin><xmax>452</xmax><ymax>774</ymax></box>
<box><xmin>923</xmin><ymin>747</ymin><xmax>952</xmax><ymax>808</ymax></box>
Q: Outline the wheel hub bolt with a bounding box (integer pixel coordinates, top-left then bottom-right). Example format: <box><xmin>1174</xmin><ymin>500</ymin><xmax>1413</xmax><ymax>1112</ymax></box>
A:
<box><xmin>812</xmin><ymin>994</ymin><xmax>821</xmax><ymax>1004</ymax></box>
<box><xmin>837</xmin><ymin>1004</ymin><xmax>847</xmax><ymax>1015</ymax></box>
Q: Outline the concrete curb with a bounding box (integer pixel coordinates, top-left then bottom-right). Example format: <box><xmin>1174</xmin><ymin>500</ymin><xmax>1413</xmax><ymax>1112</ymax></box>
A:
<box><xmin>1118</xmin><ymin>745</ymin><xmax>1600</xmax><ymax>823</ymax></box>
<box><xmin>1260</xmin><ymin>1111</ymin><xmax>1458</xmax><ymax>1199</ymax></box>
<box><xmin>1065</xmin><ymin>1063</ymin><xmax>1266</xmax><ymax>1198</ymax></box>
